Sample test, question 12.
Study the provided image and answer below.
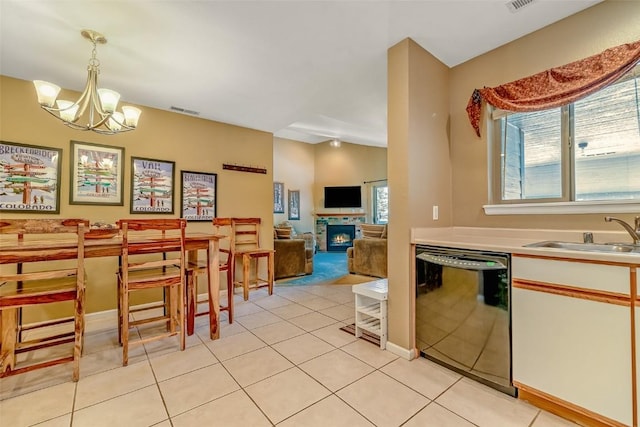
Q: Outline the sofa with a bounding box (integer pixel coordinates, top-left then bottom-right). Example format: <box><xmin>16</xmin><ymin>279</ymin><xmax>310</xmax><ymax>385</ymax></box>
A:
<box><xmin>347</xmin><ymin>224</ymin><xmax>387</xmax><ymax>278</ymax></box>
<box><xmin>273</xmin><ymin>225</ymin><xmax>315</xmax><ymax>279</ymax></box>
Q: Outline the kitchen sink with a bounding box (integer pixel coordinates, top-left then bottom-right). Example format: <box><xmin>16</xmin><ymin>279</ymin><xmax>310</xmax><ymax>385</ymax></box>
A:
<box><xmin>524</xmin><ymin>241</ymin><xmax>640</xmax><ymax>254</ymax></box>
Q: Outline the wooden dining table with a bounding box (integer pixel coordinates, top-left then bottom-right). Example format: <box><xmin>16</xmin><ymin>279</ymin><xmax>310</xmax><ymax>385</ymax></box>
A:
<box><xmin>0</xmin><ymin>231</ymin><xmax>225</xmax><ymax>344</ymax></box>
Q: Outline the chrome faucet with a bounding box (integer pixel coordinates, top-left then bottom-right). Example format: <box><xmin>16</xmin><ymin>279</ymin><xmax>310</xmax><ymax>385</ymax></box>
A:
<box><xmin>604</xmin><ymin>216</ymin><xmax>640</xmax><ymax>245</ymax></box>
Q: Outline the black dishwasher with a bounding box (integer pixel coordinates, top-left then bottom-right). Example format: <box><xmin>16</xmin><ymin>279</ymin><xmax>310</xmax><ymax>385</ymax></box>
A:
<box><xmin>415</xmin><ymin>245</ymin><xmax>515</xmax><ymax>396</ymax></box>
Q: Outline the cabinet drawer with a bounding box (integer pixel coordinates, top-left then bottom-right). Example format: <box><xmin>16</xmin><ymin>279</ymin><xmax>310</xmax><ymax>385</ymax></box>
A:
<box><xmin>513</xmin><ymin>256</ymin><xmax>630</xmax><ymax>295</ymax></box>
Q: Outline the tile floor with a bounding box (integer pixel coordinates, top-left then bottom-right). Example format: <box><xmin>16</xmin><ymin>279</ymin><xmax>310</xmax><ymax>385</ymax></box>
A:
<box><xmin>1</xmin><ymin>282</ymin><xmax>577</xmax><ymax>427</ymax></box>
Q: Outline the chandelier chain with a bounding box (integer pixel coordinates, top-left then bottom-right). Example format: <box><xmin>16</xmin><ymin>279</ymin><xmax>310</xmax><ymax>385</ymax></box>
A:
<box><xmin>89</xmin><ymin>42</ymin><xmax>100</xmax><ymax>70</ymax></box>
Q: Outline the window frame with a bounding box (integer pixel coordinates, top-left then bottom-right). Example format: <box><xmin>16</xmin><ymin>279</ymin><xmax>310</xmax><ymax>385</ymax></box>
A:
<box><xmin>485</xmin><ymin>68</ymin><xmax>640</xmax><ymax>215</ymax></box>
<box><xmin>372</xmin><ymin>182</ymin><xmax>388</xmax><ymax>225</ymax></box>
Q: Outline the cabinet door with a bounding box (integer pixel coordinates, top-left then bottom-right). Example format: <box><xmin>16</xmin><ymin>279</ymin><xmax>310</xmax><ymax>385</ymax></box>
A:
<box><xmin>513</xmin><ymin>287</ymin><xmax>632</xmax><ymax>426</ymax></box>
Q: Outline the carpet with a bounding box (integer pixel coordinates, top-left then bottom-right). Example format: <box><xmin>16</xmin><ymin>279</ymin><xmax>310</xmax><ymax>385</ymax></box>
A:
<box><xmin>277</xmin><ymin>252</ymin><xmax>377</xmax><ymax>286</ymax></box>
<box><xmin>277</xmin><ymin>252</ymin><xmax>348</xmax><ymax>286</ymax></box>
<box><xmin>339</xmin><ymin>323</ymin><xmax>380</xmax><ymax>347</ymax></box>
<box><xmin>329</xmin><ymin>273</ymin><xmax>376</xmax><ymax>286</ymax></box>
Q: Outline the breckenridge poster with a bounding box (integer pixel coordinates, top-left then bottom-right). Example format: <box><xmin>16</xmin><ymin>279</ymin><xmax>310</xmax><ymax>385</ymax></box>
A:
<box><xmin>0</xmin><ymin>141</ymin><xmax>62</xmax><ymax>214</ymax></box>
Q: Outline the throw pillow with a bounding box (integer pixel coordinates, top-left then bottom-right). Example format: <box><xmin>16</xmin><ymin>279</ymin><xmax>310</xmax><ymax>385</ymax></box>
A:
<box><xmin>360</xmin><ymin>223</ymin><xmax>386</xmax><ymax>239</ymax></box>
<box><xmin>275</xmin><ymin>227</ymin><xmax>292</xmax><ymax>239</ymax></box>
<box><xmin>276</xmin><ymin>221</ymin><xmax>297</xmax><ymax>237</ymax></box>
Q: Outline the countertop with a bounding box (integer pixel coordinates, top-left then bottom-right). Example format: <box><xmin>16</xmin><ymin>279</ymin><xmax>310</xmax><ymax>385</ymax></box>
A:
<box><xmin>411</xmin><ymin>227</ymin><xmax>640</xmax><ymax>264</ymax></box>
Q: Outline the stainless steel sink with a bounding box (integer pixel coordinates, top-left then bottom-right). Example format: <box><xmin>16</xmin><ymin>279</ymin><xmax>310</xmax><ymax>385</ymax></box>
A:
<box><xmin>524</xmin><ymin>241</ymin><xmax>640</xmax><ymax>254</ymax></box>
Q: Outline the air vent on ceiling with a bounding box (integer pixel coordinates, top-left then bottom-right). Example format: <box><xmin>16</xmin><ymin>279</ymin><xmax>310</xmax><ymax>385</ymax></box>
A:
<box><xmin>169</xmin><ymin>106</ymin><xmax>200</xmax><ymax>116</ymax></box>
<box><xmin>506</xmin><ymin>0</ymin><xmax>535</xmax><ymax>13</ymax></box>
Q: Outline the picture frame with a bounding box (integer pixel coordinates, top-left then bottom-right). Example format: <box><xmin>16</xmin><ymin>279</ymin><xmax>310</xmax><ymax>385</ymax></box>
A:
<box><xmin>0</xmin><ymin>140</ymin><xmax>62</xmax><ymax>214</ymax></box>
<box><xmin>273</xmin><ymin>181</ymin><xmax>284</xmax><ymax>213</ymax></box>
<box><xmin>180</xmin><ymin>170</ymin><xmax>217</xmax><ymax>221</ymax></box>
<box><xmin>288</xmin><ymin>189</ymin><xmax>300</xmax><ymax>220</ymax></box>
<box><xmin>70</xmin><ymin>140</ymin><xmax>124</xmax><ymax>206</ymax></box>
<box><xmin>130</xmin><ymin>157</ymin><xmax>175</xmax><ymax>214</ymax></box>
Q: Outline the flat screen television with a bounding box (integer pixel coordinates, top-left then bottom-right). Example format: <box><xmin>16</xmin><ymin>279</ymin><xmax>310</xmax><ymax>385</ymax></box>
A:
<box><xmin>324</xmin><ymin>186</ymin><xmax>362</xmax><ymax>208</ymax></box>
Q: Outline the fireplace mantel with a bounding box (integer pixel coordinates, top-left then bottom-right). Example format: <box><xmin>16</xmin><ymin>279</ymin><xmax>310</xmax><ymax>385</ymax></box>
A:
<box><xmin>314</xmin><ymin>213</ymin><xmax>366</xmax><ymax>217</ymax></box>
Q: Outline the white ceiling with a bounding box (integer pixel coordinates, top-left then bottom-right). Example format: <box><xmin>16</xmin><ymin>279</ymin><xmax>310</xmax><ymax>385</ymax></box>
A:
<box><xmin>0</xmin><ymin>0</ymin><xmax>602</xmax><ymax>147</ymax></box>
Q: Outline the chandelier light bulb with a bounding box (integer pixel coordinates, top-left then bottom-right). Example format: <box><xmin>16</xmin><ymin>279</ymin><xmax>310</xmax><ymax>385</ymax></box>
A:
<box><xmin>97</xmin><ymin>88</ymin><xmax>121</xmax><ymax>113</ymax></box>
<box><xmin>330</xmin><ymin>138</ymin><xmax>341</xmax><ymax>148</ymax></box>
<box><xmin>33</xmin><ymin>80</ymin><xmax>61</xmax><ymax>107</ymax></box>
<box><xmin>55</xmin><ymin>100</ymin><xmax>78</xmax><ymax>122</ymax></box>
<box><xmin>122</xmin><ymin>106</ymin><xmax>142</xmax><ymax>127</ymax></box>
<box><xmin>107</xmin><ymin>112</ymin><xmax>124</xmax><ymax>131</ymax></box>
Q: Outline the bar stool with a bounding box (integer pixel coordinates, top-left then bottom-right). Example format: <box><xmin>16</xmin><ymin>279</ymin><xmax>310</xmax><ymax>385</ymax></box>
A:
<box><xmin>231</xmin><ymin>218</ymin><xmax>275</xmax><ymax>301</ymax></box>
<box><xmin>185</xmin><ymin>218</ymin><xmax>234</xmax><ymax>334</ymax></box>
<box><xmin>117</xmin><ymin>219</ymin><xmax>186</xmax><ymax>366</ymax></box>
<box><xmin>0</xmin><ymin>218</ymin><xmax>88</xmax><ymax>381</ymax></box>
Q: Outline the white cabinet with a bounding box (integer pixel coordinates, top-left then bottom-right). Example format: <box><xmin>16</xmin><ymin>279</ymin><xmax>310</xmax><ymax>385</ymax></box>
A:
<box><xmin>353</xmin><ymin>279</ymin><xmax>388</xmax><ymax>349</ymax></box>
<box><xmin>512</xmin><ymin>256</ymin><xmax>633</xmax><ymax>426</ymax></box>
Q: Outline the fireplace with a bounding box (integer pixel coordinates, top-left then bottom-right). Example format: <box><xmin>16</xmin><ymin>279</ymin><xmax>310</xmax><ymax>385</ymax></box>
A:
<box><xmin>326</xmin><ymin>224</ymin><xmax>356</xmax><ymax>252</ymax></box>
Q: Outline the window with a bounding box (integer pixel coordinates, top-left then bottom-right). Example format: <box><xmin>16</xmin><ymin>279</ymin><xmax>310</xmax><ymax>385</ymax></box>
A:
<box><xmin>491</xmin><ymin>63</ymin><xmax>640</xmax><ymax>205</ymax></box>
<box><xmin>373</xmin><ymin>184</ymin><xmax>388</xmax><ymax>224</ymax></box>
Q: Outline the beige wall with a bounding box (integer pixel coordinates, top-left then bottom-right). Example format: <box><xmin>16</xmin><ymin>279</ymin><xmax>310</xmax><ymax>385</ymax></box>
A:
<box><xmin>273</xmin><ymin>137</ymin><xmax>315</xmax><ymax>233</ymax></box>
<box><xmin>313</xmin><ymin>140</ymin><xmax>387</xmax><ymax>221</ymax></box>
<box><xmin>449</xmin><ymin>0</ymin><xmax>640</xmax><ymax>230</ymax></box>
<box><xmin>0</xmin><ymin>75</ymin><xmax>274</xmax><ymax>320</ymax></box>
<box><xmin>388</xmin><ymin>39</ymin><xmax>451</xmax><ymax>350</ymax></box>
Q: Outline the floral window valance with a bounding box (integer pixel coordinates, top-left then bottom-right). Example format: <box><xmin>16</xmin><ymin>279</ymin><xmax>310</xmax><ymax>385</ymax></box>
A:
<box><xmin>466</xmin><ymin>40</ymin><xmax>640</xmax><ymax>137</ymax></box>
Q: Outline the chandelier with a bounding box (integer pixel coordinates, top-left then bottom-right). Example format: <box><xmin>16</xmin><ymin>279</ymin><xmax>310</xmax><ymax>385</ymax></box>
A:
<box><xmin>33</xmin><ymin>29</ymin><xmax>141</xmax><ymax>135</ymax></box>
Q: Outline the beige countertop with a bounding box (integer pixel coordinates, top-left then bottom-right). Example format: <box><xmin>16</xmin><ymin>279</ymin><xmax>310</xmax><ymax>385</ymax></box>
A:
<box><xmin>411</xmin><ymin>227</ymin><xmax>640</xmax><ymax>264</ymax></box>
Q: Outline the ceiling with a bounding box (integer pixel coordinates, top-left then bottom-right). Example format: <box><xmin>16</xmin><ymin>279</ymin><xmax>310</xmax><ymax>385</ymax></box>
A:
<box><xmin>0</xmin><ymin>0</ymin><xmax>602</xmax><ymax>147</ymax></box>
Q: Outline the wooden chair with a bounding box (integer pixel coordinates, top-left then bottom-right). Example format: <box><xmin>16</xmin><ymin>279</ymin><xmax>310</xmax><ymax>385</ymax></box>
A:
<box><xmin>0</xmin><ymin>218</ymin><xmax>88</xmax><ymax>381</ymax></box>
<box><xmin>184</xmin><ymin>218</ymin><xmax>234</xmax><ymax>335</ymax></box>
<box><xmin>230</xmin><ymin>218</ymin><xmax>275</xmax><ymax>301</ymax></box>
<box><xmin>117</xmin><ymin>219</ymin><xmax>186</xmax><ymax>366</ymax></box>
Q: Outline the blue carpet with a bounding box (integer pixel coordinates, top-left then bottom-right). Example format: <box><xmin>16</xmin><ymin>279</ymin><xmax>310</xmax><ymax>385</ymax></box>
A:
<box><xmin>278</xmin><ymin>251</ymin><xmax>348</xmax><ymax>286</ymax></box>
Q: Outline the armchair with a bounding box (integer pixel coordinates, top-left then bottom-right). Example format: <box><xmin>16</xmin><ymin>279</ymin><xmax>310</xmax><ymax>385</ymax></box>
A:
<box><xmin>347</xmin><ymin>224</ymin><xmax>387</xmax><ymax>278</ymax></box>
<box><xmin>274</xmin><ymin>224</ymin><xmax>314</xmax><ymax>279</ymax></box>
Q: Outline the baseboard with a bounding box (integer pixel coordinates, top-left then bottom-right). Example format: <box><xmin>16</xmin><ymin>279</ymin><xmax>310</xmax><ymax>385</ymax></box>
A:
<box><xmin>385</xmin><ymin>341</ymin><xmax>415</xmax><ymax>360</ymax></box>
<box><xmin>85</xmin><ymin>308</ymin><xmax>118</xmax><ymax>333</ymax></box>
<box><xmin>515</xmin><ymin>381</ymin><xmax>630</xmax><ymax>427</ymax></box>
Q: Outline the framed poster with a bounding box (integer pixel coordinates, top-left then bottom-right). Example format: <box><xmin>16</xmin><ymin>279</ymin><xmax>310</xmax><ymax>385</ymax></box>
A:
<box><xmin>288</xmin><ymin>189</ymin><xmax>300</xmax><ymax>220</ymax></box>
<box><xmin>0</xmin><ymin>141</ymin><xmax>62</xmax><ymax>214</ymax></box>
<box><xmin>130</xmin><ymin>157</ymin><xmax>175</xmax><ymax>214</ymax></box>
<box><xmin>70</xmin><ymin>140</ymin><xmax>124</xmax><ymax>206</ymax></box>
<box><xmin>273</xmin><ymin>181</ymin><xmax>284</xmax><ymax>213</ymax></box>
<box><xmin>180</xmin><ymin>170</ymin><xmax>217</xmax><ymax>221</ymax></box>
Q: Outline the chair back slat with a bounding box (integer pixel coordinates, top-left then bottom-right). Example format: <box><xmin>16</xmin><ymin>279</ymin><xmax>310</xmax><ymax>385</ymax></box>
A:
<box><xmin>117</xmin><ymin>219</ymin><xmax>185</xmax><ymax>232</ymax></box>
<box><xmin>230</xmin><ymin>218</ymin><xmax>262</xmax><ymax>253</ymax></box>
<box><xmin>118</xmin><ymin>219</ymin><xmax>186</xmax><ymax>270</ymax></box>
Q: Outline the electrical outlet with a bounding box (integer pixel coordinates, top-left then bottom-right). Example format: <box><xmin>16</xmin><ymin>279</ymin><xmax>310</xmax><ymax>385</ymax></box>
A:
<box><xmin>433</xmin><ymin>205</ymin><xmax>439</xmax><ymax>220</ymax></box>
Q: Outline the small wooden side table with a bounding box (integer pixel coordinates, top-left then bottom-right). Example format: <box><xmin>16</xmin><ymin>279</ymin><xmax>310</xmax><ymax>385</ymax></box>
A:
<box><xmin>352</xmin><ymin>278</ymin><xmax>388</xmax><ymax>349</ymax></box>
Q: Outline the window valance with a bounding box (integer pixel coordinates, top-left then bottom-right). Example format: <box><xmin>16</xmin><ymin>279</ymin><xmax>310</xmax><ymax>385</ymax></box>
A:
<box><xmin>466</xmin><ymin>40</ymin><xmax>640</xmax><ymax>137</ymax></box>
